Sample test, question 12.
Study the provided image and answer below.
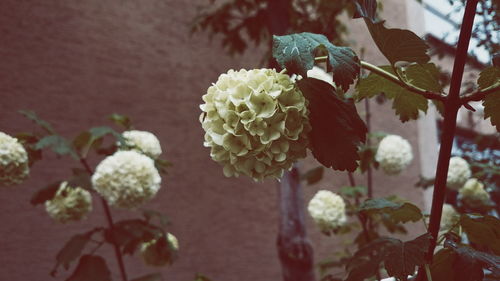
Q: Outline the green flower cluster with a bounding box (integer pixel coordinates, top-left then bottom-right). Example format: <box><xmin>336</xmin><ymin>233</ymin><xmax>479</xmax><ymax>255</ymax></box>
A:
<box><xmin>459</xmin><ymin>178</ymin><xmax>490</xmax><ymax>208</ymax></box>
<box><xmin>200</xmin><ymin>69</ymin><xmax>310</xmax><ymax>181</ymax></box>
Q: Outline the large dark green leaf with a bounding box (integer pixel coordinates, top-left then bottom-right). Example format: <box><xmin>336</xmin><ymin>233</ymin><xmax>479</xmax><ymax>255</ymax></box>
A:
<box><xmin>353</xmin><ymin>1</ymin><xmax>430</xmax><ymax>65</ymax></box>
<box><xmin>360</xmin><ymin>198</ymin><xmax>423</xmax><ymax>224</ymax></box>
<box><xmin>478</xmin><ymin>66</ymin><xmax>500</xmax><ymax>131</ymax></box>
<box><xmin>66</xmin><ymin>255</ymin><xmax>111</xmax><ymax>281</ymax></box>
<box><xmin>272</xmin><ymin>32</ymin><xmax>360</xmax><ymax>90</ymax></box>
<box><xmin>460</xmin><ymin>214</ymin><xmax>500</xmax><ymax>255</ymax></box>
<box><xmin>297</xmin><ymin>78</ymin><xmax>367</xmax><ymax>172</ymax></box>
<box><xmin>356</xmin><ymin>65</ymin><xmax>429</xmax><ymax>122</ymax></box>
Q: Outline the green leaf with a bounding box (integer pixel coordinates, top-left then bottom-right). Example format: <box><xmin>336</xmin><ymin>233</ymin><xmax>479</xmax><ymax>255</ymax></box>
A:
<box><xmin>339</xmin><ymin>185</ymin><xmax>367</xmax><ymax>199</ymax></box>
<box><xmin>155</xmin><ymin>158</ymin><xmax>172</xmax><ymax>175</ymax></box>
<box><xmin>66</xmin><ymin>255</ymin><xmax>111</xmax><ymax>281</ymax></box>
<box><xmin>55</xmin><ymin>230</ymin><xmax>101</xmax><ymax>270</ymax></box>
<box><xmin>89</xmin><ymin>126</ymin><xmax>125</xmax><ymax>144</ymax></box>
<box><xmin>354</xmin><ymin>1</ymin><xmax>430</xmax><ymax>65</ymax></box>
<box><xmin>478</xmin><ymin>66</ymin><xmax>500</xmax><ymax>89</ymax></box>
<box><xmin>405</xmin><ymin>63</ymin><xmax>443</xmax><ymax>92</ymax></box>
<box><xmin>19</xmin><ymin>110</ymin><xmax>55</xmax><ymax>134</ymax></box>
<box><xmin>356</xmin><ymin>65</ymin><xmax>428</xmax><ymax>122</ymax></box>
<box><xmin>35</xmin><ymin>135</ymin><xmax>78</xmax><ymax>159</ymax></box>
<box><xmin>272</xmin><ymin>32</ymin><xmax>360</xmax><ymax>90</ymax></box>
<box><xmin>444</xmin><ymin>239</ymin><xmax>500</xmax><ymax>280</ymax></box>
<box><xmin>360</xmin><ymin>198</ymin><xmax>423</xmax><ymax>223</ymax></box>
<box><xmin>430</xmin><ymin>249</ymin><xmax>457</xmax><ymax>281</ymax></box>
<box><xmin>107</xmin><ymin>219</ymin><xmax>163</xmax><ymax>255</ymax></box>
<box><xmin>478</xmin><ymin>66</ymin><xmax>500</xmax><ymax>131</ymax></box>
<box><xmin>297</xmin><ymin>78</ymin><xmax>367</xmax><ymax>171</ymax></box>
<box><xmin>301</xmin><ymin>166</ymin><xmax>324</xmax><ymax>185</ymax></box>
<box><xmin>108</xmin><ymin>113</ymin><xmax>132</xmax><ymax>129</ymax></box>
<box><xmin>383</xmin><ymin>234</ymin><xmax>432</xmax><ymax>280</ymax></box>
<box><xmin>30</xmin><ymin>181</ymin><xmax>62</xmax><ymax>205</ymax></box>
<box><xmin>131</xmin><ymin>273</ymin><xmax>162</xmax><ymax>281</ymax></box>
<box><xmin>347</xmin><ymin>233</ymin><xmax>432</xmax><ymax>281</ymax></box>
<box><xmin>460</xmin><ymin>214</ymin><xmax>500</xmax><ymax>255</ymax></box>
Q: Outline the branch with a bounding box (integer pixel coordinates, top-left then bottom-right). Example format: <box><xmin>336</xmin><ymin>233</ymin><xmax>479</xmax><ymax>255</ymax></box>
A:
<box><xmin>460</xmin><ymin>83</ymin><xmax>500</xmax><ymax>103</ymax></box>
<box><xmin>360</xmin><ymin>61</ymin><xmax>446</xmax><ymax>102</ymax></box>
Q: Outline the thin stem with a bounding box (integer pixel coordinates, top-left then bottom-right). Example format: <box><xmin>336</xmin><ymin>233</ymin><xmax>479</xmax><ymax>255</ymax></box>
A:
<box><xmin>460</xmin><ymin>83</ymin><xmax>500</xmax><ymax>103</ymax></box>
<box><xmin>364</xmin><ymin>99</ymin><xmax>374</xmax><ymax>199</ymax></box>
<box><xmin>347</xmin><ymin>172</ymin><xmax>381</xmax><ymax>281</ymax></box>
<box><xmin>417</xmin><ymin>1</ymin><xmax>479</xmax><ymax>280</ymax></box>
<box><xmin>79</xmin><ymin>158</ymin><xmax>128</xmax><ymax>281</ymax></box>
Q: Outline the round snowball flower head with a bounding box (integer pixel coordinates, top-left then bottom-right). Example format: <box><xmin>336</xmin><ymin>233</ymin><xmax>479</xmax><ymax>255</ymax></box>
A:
<box><xmin>459</xmin><ymin>178</ymin><xmax>490</xmax><ymax>208</ymax></box>
<box><xmin>200</xmin><ymin>68</ymin><xmax>310</xmax><ymax>181</ymax></box>
<box><xmin>45</xmin><ymin>182</ymin><xmax>92</xmax><ymax>223</ymax></box>
<box><xmin>141</xmin><ymin>233</ymin><xmax>179</xmax><ymax>267</ymax></box>
<box><xmin>308</xmin><ymin>190</ymin><xmax>347</xmax><ymax>233</ymax></box>
<box><xmin>375</xmin><ymin>135</ymin><xmax>413</xmax><ymax>175</ymax></box>
<box><xmin>446</xmin><ymin>156</ymin><xmax>471</xmax><ymax>190</ymax></box>
<box><xmin>440</xmin><ymin>203</ymin><xmax>459</xmax><ymax>232</ymax></box>
<box><xmin>92</xmin><ymin>150</ymin><xmax>161</xmax><ymax>209</ymax></box>
<box><xmin>120</xmin><ymin>130</ymin><xmax>162</xmax><ymax>159</ymax></box>
<box><xmin>0</xmin><ymin>132</ymin><xmax>29</xmax><ymax>186</ymax></box>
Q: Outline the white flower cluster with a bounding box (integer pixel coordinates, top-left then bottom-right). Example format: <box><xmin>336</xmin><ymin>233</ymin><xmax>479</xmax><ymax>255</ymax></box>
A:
<box><xmin>308</xmin><ymin>190</ymin><xmax>347</xmax><ymax>232</ymax></box>
<box><xmin>121</xmin><ymin>130</ymin><xmax>162</xmax><ymax>159</ymax></box>
<box><xmin>440</xmin><ymin>203</ymin><xmax>459</xmax><ymax>232</ymax></box>
<box><xmin>375</xmin><ymin>135</ymin><xmax>413</xmax><ymax>175</ymax></box>
<box><xmin>0</xmin><ymin>132</ymin><xmax>30</xmax><ymax>186</ymax></box>
<box><xmin>446</xmin><ymin>156</ymin><xmax>471</xmax><ymax>190</ymax></box>
<box><xmin>0</xmin><ymin>132</ymin><xmax>29</xmax><ymax>186</ymax></box>
<box><xmin>140</xmin><ymin>233</ymin><xmax>179</xmax><ymax>267</ymax></box>
<box><xmin>200</xmin><ymin>68</ymin><xmax>310</xmax><ymax>181</ymax></box>
<box><xmin>45</xmin><ymin>182</ymin><xmax>92</xmax><ymax>223</ymax></box>
<box><xmin>91</xmin><ymin>151</ymin><xmax>161</xmax><ymax>209</ymax></box>
<box><xmin>459</xmin><ymin>178</ymin><xmax>490</xmax><ymax>208</ymax></box>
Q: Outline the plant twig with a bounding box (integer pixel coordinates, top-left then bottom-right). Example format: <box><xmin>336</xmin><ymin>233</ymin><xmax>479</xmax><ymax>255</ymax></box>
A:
<box><xmin>80</xmin><ymin>158</ymin><xmax>128</xmax><ymax>281</ymax></box>
<box><xmin>416</xmin><ymin>0</ymin><xmax>479</xmax><ymax>280</ymax></box>
<box><xmin>361</xmin><ymin>61</ymin><xmax>446</xmax><ymax>102</ymax></box>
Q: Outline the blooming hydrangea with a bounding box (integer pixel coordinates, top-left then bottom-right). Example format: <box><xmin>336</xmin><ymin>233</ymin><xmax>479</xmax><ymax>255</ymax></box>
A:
<box><xmin>0</xmin><ymin>132</ymin><xmax>29</xmax><ymax>186</ymax></box>
<box><xmin>308</xmin><ymin>190</ymin><xmax>347</xmax><ymax>232</ymax></box>
<box><xmin>440</xmin><ymin>203</ymin><xmax>459</xmax><ymax>232</ymax></box>
<box><xmin>45</xmin><ymin>182</ymin><xmax>92</xmax><ymax>223</ymax></box>
<box><xmin>459</xmin><ymin>178</ymin><xmax>490</xmax><ymax>208</ymax></box>
<box><xmin>200</xmin><ymin>68</ymin><xmax>310</xmax><ymax>181</ymax></box>
<box><xmin>91</xmin><ymin>151</ymin><xmax>161</xmax><ymax>209</ymax></box>
<box><xmin>446</xmin><ymin>156</ymin><xmax>471</xmax><ymax>190</ymax></box>
<box><xmin>120</xmin><ymin>130</ymin><xmax>162</xmax><ymax>159</ymax></box>
<box><xmin>375</xmin><ymin>135</ymin><xmax>413</xmax><ymax>175</ymax></box>
<box><xmin>141</xmin><ymin>233</ymin><xmax>179</xmax><ymax>267</ymax></box>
